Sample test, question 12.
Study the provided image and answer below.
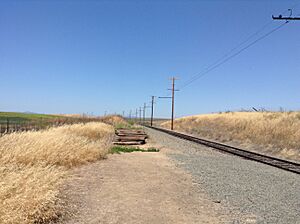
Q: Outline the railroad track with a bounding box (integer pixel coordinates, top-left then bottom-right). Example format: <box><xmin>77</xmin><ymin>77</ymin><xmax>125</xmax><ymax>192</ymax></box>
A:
<box><xmin>145</xmin><ymin>125</ymin><xmax>300</xmax><ymax>175</ymax></box>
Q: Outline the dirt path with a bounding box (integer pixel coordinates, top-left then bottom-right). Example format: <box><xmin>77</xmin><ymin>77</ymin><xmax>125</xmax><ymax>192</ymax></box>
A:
<box><xmin>60</xmin><ymin>144</ymin><xmax>228</xmax><ymax>223</ymax></box>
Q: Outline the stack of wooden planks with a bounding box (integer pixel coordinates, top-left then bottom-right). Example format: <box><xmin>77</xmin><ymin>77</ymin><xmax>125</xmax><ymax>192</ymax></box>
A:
<box><xmin>113</xmin><ymin>128</ymin><xmax>148</xmax><ymax>145</ymax></box>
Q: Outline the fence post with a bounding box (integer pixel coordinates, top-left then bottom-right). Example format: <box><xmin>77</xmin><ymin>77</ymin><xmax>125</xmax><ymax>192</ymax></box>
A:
<box><xmin>6</xmin><ymin>118</ymin><xmax>9</xmax><ymax>133</ymax></box>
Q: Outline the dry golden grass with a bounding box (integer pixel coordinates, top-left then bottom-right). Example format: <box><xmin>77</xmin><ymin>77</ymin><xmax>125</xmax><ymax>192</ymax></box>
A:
<box><xmin>162</xmin><ymin>112</ymin><xmax>300</xmax><ymax>161</ymax></box>
<box><xmin>0</xmin><ymin>122</ymin><xmax>114</xmax><ymax>224</ymax></box>
<box><xmin>0</xmin><ymin>164</ymin><xmax>65</xmax><ymax>224</ymax></box>
<box><xmin>99</xmin><ymin>115</ymin><xmax>127</xmax><ymax>126</ymax></box>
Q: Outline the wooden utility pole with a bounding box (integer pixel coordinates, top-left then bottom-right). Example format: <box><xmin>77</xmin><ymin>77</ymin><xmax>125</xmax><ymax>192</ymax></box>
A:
<box><xmin>168</xmin><ymin>77</ymin><xmax>179</xmax><ymax>130</ymax></box>
<box><xmin>142</xmin><ymin>103</ymin><xmax>151</xmax><ymax>124</ymax></box>
<box><xmin>129</xmin><ymin>110</ymin><xmax>132</xmax><ymax>120</ymax></box>
<box><xmin>143</xmin><ymin>103</ymin><xmax>146</xmax><ymax>124</ymax></box>
<box><xmin>159</xmin><ymin>77</ymin><xmax>179</xmax><ymax>130</ymax></box>
<box><xmin>171</xmin><ymin>78</ymin><xmax>175</xmax><ymax>130</ymax></box>
<box><xmin>135</xmin><ymin>109</ymin><xmax>138</xmax><ymax>122</ymax></box>
<box><xmin>150</xmin><ymin>96</ymin><xmax>155</xmax><ymax>126</ymax></box>
<box><xmin>139</xmin><ymin>107</ymin><xmax>142</xmax><ymax>123</ymax></box>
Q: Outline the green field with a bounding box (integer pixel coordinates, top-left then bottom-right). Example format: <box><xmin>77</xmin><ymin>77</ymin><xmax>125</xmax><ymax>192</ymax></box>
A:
<box><xmin>0</xmin><ymin>112</ymin><xmax>62</xmax><ymax>123</ymax></box>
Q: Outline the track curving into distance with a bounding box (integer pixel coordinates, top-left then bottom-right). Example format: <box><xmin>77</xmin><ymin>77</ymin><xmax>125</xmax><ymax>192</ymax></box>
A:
<box><xmin>145</xmin><ymin>125</ymin><xmax>300</xmax><ymax>175</ymax></box>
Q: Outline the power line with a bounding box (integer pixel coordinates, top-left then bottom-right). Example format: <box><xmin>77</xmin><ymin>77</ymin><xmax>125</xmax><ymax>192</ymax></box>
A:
<box><xmin>183</xmin><ymin>21</ymin><xmax>273</xmax><ymax>85</ymax></box>
<box><xmin>180</xmin><ymin>21</ymin><xmax>289</xmax><ymax>89</ymax></box>
<box><xmin>179</xmin><ymin>5</ymin><xmax>298</xmax><ymax>89</ymax></box>
<box><xmin>143</xmin><ymin>5</ymin><xmax>298</xmax><ymax>120</ymax></box>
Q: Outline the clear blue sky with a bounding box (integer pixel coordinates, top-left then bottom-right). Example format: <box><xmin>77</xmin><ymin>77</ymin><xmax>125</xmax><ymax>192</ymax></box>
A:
<box><xmin>1</xmin><ymin>0</ymin><xmax>299</xmax><ymax>118</ymax></box>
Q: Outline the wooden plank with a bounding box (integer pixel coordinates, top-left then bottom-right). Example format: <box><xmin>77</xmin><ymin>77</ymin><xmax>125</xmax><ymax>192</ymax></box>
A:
<box><xmin>116</xmin><ymin>131</ymin><xmax>146</xmax><ymax>135</ymax></box>
<box><xmin>115</xmin><ymin>135</ymin><xmax>146</xmax><ymax>139</ymax></box>
<box><xmin>116</xmin><ymin>133</ymin><xmax>147</xmax><ymax>137</ymax></box>
<box><xmin>116</xmin><ymin>129</ymin><xmax>145</xmax><ymax>132</ymax></box>
<box><xmin>113</xmin><ymin>141</ymin><xmax>143</xmax><ymax>145</ymax></box>
<box><xmin>115</xmin><ymin>136</ymin><xmax>146</xmax><ymax>141</ymax></box>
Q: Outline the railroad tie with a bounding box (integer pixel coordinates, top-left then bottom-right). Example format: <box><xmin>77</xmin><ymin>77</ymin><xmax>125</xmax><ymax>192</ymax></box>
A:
<box><xmin>113</xmin><ymin>128</ymin><xmax>148</xmax><ymax>145</ymax></box>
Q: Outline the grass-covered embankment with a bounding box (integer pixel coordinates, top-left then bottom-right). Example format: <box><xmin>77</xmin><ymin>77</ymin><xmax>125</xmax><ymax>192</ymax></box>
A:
<box><xmin>162</xmin><ymin>112</ymin><xmax>300</xmax><ymax>161</ymax></box>
<box><xmin>0</xmin><ymin>122</ymin><xmax>114</xmax><ymax>224</ymax></box>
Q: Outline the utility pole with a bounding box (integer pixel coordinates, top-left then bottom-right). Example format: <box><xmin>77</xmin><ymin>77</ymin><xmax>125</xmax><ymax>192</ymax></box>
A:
<box><xmin>135</xmin><ymin>109</ymin><xmax>138</xmax><ymax>122</ymax></box>
<box><xmin>158</xmin><ymin>77</ymin><xmax>179</xmax><ymax>130</ymax></box>
<box><xmin>171</xmin><ymin>78</ymin><xmax>175</xmax><ymax>130</ymax></box>
<box><xmin>129</xmin><ymin>110</ymin><xmax>132</xmax><ymax>120</ymax></box>
<box><xmin>169</xmin><ymin>77</ymin><xmax>179</xmax><ymax>130</ymax></box>
<box><xmin>143</xmin><ymin>103</ymin><xmax>146</xmax><ymax>124</ymax></box>
<box><xmin>150</xmin><ymin>96</ymin><xmax>155</xmax><ymax>127</ymax></box>
<box><xmin>139</xmin><ymin>107</ymin><xmax>142</xmax><ymax>123</ymax></box>
<box><xmin>142</xmin><ymin>103</ymin><xmax>151</xmax><ymax>124</ymax></box>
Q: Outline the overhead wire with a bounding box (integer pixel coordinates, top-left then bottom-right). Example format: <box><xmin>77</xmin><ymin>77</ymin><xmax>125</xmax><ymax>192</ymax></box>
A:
<box><xmin>142</xmin><ymin>3</ymin><xmax>299</xmax><ymax>117</ymax></box>
<box><xmin>179</xmin><ymin>5</ymin><xmax>298</xmax><ymax>89</ymax></box>
<box><xmin>180</xmin><ymin>22</ymin><xmax>274</xmax><ymax>88</ymax></box>
<box><xmin>180</xmin><ymin>21</ymin><xmax>289</xmax><ymax>89</ymax></box>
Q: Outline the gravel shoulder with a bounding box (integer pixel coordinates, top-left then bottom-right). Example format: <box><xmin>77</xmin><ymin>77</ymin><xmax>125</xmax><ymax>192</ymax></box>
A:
<box><xmin>60</xmin><ymin>139</ymin><xmax>229</xmax><ymax>223</ymax></box>
<box><xmin>146</xmin><ymin>128</ymin><xmax>300</xmax><ymax>224</ymax></box>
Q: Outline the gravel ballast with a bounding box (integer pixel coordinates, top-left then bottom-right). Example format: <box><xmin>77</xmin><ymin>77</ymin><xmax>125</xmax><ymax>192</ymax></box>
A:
<box><xmin>146</xmin><ymin>128</ymin><xmax>300</xmax><ymax>224</ymax></box>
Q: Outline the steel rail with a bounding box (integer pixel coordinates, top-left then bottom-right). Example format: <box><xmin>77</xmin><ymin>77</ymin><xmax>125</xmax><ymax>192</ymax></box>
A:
<box><xmin>145</xmin><ymin>125</ymin><xmax>300</xmax><ymax>175</ymax></box>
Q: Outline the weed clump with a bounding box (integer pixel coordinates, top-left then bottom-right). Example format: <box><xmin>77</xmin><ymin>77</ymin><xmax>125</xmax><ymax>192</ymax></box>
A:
<box><xmin>111</xmin><ymin>146</ymin><xmax>159</xmax><ymax>154</ymax></box>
